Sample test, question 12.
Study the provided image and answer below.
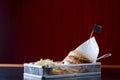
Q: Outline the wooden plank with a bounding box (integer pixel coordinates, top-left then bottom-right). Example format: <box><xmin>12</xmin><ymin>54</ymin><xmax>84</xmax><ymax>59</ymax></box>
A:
<box><xmin>0</xmin><ymin>64</ymin><xmax>23</xmax><ymax>67</ymax></box>
<box><xmin>102</xmin><ymin>65</ymin><xmax>120</xmax><ymax>68</ymax></box>
<box><xmin>0</xmin><ymin>64</ymin><xmax>120</xmax><ymax>68</ymax></box>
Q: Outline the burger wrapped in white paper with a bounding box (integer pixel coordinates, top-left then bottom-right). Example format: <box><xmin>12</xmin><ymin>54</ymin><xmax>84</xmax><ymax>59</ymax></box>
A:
<box><xmin>63</xmin><ymin>36</ymin><xmax>99</xmax><ymax>64</ymax></box>
<box><xmin>52</xmin><ymin>37</ymin><xmax>100</xmax><ymax>74</ymax></box>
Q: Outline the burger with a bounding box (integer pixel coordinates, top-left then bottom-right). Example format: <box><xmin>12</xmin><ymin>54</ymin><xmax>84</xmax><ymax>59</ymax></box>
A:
<box><xmin>63</xmin><ymin>50</ymin><xmax>93</xmax><ymax>64</ymax></box>
<box><xmin>52</xmin><ymin>50</ymin><xmax>93</xmax><ymax>75</ymax></box>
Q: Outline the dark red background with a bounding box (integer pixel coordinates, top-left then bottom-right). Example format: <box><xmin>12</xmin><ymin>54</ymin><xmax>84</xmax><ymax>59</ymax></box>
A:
<box><xmin>0</xmin><ymin>0</ymin><xmax>120</xmax><ymax>65</ymax></box>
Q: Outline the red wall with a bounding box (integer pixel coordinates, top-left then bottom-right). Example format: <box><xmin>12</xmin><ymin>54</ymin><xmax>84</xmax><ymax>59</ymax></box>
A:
<box><xmin>0</xmin><ymin>0</ymin><xmax>120</xmax><ymax>65</ymax></box>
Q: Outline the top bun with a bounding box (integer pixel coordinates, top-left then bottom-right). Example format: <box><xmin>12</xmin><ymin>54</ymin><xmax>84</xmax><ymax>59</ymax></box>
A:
<box><xmin>63</xmin><ymin>50</ymin><xmax>93</xmax><ymax>64</ymax></box>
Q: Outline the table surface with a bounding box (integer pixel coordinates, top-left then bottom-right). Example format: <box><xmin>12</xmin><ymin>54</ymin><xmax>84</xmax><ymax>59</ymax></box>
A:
<box><xmin>0</xmin><ymin>64</ymin><xmax>120</xmax><ymax>80</ymax></box>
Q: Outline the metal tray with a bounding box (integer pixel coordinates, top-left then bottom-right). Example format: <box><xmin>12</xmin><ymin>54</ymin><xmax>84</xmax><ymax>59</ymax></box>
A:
<box><xmin>24</xmin><ymin>62</ymin><xmax>101</xmax><ymax>79</ymax></box>
<box><xmin>24</xmin><ymin>74</ymin><xmax>101</xmax><ymax>80</ymax></box>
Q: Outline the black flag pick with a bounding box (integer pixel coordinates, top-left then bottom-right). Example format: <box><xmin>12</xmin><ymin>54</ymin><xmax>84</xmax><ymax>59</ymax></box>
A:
<box><xmin>90</xmin><ymin>24</ymin><xmax>102</xmax><ymax>38</ymax></box>
<box><xmin>93</xmin><ymin>24</ymin><xmax>102</xmax><ymax>32</ymax></box>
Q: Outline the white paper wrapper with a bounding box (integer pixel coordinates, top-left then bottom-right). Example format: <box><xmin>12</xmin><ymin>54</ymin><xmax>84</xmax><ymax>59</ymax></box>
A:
<box><xmin>76</xmin><ymin>36</ymin><xmax>99</xmax><ymax>63</ymax></box>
